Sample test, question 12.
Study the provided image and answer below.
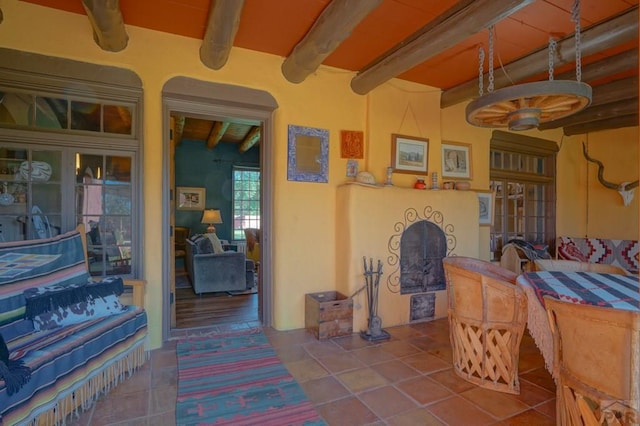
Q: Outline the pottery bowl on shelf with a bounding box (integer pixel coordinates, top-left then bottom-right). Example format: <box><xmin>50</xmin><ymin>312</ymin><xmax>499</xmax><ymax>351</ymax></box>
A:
<box><xmin>19</xmin><ymin>161</ymin><xmax>52</xmax><ymax>182</ymax></box>
<box><xmin>0</xmin><ymin>193</ymin><xmax>14</xmax><ymax>206</ymax></box>
<box><xmin>455</xmin><ymin>181</ymin><xmax>471</xmax><ymax>191</ymax></box>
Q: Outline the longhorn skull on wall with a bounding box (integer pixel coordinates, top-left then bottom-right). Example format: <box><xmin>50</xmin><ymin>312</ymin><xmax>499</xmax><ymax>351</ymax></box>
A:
<box><xmin>582</xmin><ymin>142</ymin><xmax>639</xmax><ymax>206</ymax></box>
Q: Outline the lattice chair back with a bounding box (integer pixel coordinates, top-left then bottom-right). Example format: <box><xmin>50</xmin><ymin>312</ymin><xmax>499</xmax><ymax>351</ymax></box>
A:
<box><xmin>534</xmin><ymin>259</ymin><xmax>631</xmax><ymax>275</ymax></box>
<box><xmin>544</xmin><ymin>296</ymin><xmax>640</xmax><ymax>426</ymax></box>
<box><xmin>442</xmin><ymin>256</ymin><xmax>527</xmax><ymax>394</ymax></box>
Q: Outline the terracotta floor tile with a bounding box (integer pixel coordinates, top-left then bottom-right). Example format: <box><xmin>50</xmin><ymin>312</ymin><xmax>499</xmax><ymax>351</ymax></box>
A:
<box><xmin>284</xmin><ymin>358</ymin><xmax>330</xmax><ymax>382</ymax></box>
<box><xmin>90</xmin><ymin>390</ymin><xmax>150</xmax><ymax>425</ymax></box>
<box><xmin>427</xmin><ymin>368</ymin><xmax>477</xmax><ymax>394</ymax></box>
<box><xmin>387</xmin><ymin>407</ymin><xmax>446</xmax><ymax>426</ymax></box>
<box><xmin>514</xmin><ymin>379</ymin><xmax>556</xmax><ymax>406</ymax></box>
<box><xmin>352</xmin><ymin>345</ymin><xmax>395</xmax><ymax>364</ymax></box>
<box><xmin>337</xmin><ymin>367</ymin><xmax>388</xmax><ymax>392</ymax></box>
<box><xmin>520</xmin><ymin>367</ymin><xmax>555</xmax><ymax>392</ymax></box>
<box><xmin>300</xmin><ymin>376</ymin><xmax>351</xmax><ymax>404</ymax></box>
<box><xmin>402</xmin><ymin>352</ymin><xmax>450</xmax><ymax>373</ymax></box>
<box><xmin>151</xmin><ymin>365</ymin><xmax>177</xmax><ymax>388</ymax></box>
<box><xmin>397</xmin><ymin>376</ymin><xmax>452</xmax><ymax>405</ymax></box>
<box><xmin>460</xmin><ymin>387</ymin><xmax>530</xmax><ymax>419</ymax></box>
<box><xmin>149</xmin><ymin>385</ymin><xmax>177</xmax><ymax>415</ymax></box>
<box><xmin>358</xmin><ymin>386</ymin><xmax>418</xmax><ymax>419</ymax></box>
<box><xmin>518</xmin><ymin>349</ymin><xmax>547</xmax><ymax>372</ymax></box>
<box><xmin>386</xmin><ymin>325</ymin><xmax>426</xmax><ymax>339</ymax></box>
<box><xmin>275</xmin><ymin>343</ymin><xmax>313</xmax><ymax>363</ymax></box>
<box><xmin>303</xmin><ymin>339</ymin><xmax>345</xmax><ymax>357</ymax></box>
<box><xmin>316</xmin><ymin>396</ymin><xmax>380</xmax><ymax>425</ymax></box>
<box><xmin>501</xmin><ymin>408</ymin><xmax>555</xmax><ymax>425</ymax></box>
<box><xmin>332</xmin><ymin>334</ymin><xmax>376</xmax><ymax>351</ymax></box>
<box><xmin>534</xmin><ymin>398</ymin><xmax>557</xmax><ymax>419</ymax></box>
<box><xmin>379</xmin><ymin>340</ymin><xmax>422</xmax><ymax>357</ymax></box>
<box><xmin>316</xmin><ymin>351</ymin><xmax>365</xmax><ymax>373</ymax></box>
<box><xmin>373</xmin><ymin>359</ymin><xmax>422</xmax><ymax>383</ymax></box>
<box><xmin>427</xmin><ymin>395</ymin><xmax>497</xmax><ymax>426</ymax></box>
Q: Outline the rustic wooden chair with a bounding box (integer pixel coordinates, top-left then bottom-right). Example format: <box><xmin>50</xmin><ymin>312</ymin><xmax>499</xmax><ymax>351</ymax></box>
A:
<box><xmin>442</xmin><ymin>256</ymin><xmax>527</xmax><ymax>394</ymax></box>
<box><xmin>534</xmin><ymin>259</ymin><xmax>630</xmax><ymax>275</ymax></box>
<box><xmin>544</xmin><ymin>296</ymin><xmax>640</xmax><ymax>425</ymax></box>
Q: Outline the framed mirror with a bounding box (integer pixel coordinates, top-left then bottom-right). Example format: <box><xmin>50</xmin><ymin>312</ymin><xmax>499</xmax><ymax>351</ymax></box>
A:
<box><xmin>287</xmin><ymin>125</ymin><xmax>329</xmax><ymax>183</ymax></box>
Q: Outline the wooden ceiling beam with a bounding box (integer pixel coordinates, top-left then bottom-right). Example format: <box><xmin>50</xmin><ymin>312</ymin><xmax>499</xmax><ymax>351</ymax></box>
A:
<box><xmin>81</xmin><ymin>0</ymin><xmax>128</xmax><ymax>52</ymax></box>
<box><xmin>556</xmin><ymin>49</ymin><xmax>638</xmax><ymax>85</ymax></box>
<box><xmin>281</xmin><ymin>0</ymin><xmax>382</xmax><ymax>84</ymax></box>
<box><xmin>539</xmin><ymin>98</ymin><xmax>638</xmax><ymax>130</ymax></box>
<box><xmin>441</xmin><ymin>6</ymin><xmax>639</xmax><ymax>108</ymax></box>
<box><xmin>350</xmin><ymin>0</ymin><xmax>534</xmax><ymax>95</ymax></box>
<box><xmin>563</xmin><ymin>114</ymin><xmax>638</xmax><ymax>136</ymax></box>
<box><xmin>239</xmin><ymin>126</ymin><xmax>261</xmax><ymax>153</ymax></box>
<box><xmin>200</xmin><ymin>0</ymin><xmax>245</xmax><ymax>70</ymax></box>
<box><xmin>585</xmin><ymin>76</ymin><xmax>638</xmax><ymax>108</ymax></box>
<box><xmin>207</xmin><ymin>121</ymin><xmax>230</xmax><ymax>149</ymax></box>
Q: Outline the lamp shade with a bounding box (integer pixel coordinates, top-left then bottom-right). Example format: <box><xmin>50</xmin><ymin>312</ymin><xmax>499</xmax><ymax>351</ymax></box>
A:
<box><xmin>201</xmin><ymin>209</ymin><xmax>222</xmax><ymax>234</ymax></box>
<box><xmin>201</xmin><ymin>209</ymin><xmax>222</xmax><ymax>225</ymax></box>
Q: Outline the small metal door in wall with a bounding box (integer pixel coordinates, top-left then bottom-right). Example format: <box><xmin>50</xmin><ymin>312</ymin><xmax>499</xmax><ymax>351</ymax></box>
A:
<box><xmin>399</xmin><ymin>221</ymin><xmax>447</xmax><ymax>294</ymax></box>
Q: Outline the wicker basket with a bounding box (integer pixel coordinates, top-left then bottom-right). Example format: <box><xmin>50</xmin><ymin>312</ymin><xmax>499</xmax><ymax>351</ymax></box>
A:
<box><xmin>443</xmin><ymin>256</ymin><xmax>527</xmax><ymax>394</ymax></box>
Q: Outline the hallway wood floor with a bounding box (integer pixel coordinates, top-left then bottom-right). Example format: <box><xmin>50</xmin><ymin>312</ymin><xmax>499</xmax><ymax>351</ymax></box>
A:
<box><xmin>174</xmin><ymin>267</ymin><xmax>258</xmax><ymax>329</ymax></box>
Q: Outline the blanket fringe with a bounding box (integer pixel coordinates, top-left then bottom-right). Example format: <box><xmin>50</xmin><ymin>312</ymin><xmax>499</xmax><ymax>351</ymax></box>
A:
<box><xmin>30</xmin><ymin>344</ymin><xmax>148</xmax><ymax>426</ymax></box>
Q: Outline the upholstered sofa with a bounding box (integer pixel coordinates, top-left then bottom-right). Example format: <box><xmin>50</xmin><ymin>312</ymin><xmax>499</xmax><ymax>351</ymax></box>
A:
<box><xmin>556</xmin><ymin>236</ymin><xmax>639</xmax><ymax>274</ymax></box>
<box><xmin>0</xmin><ymin>225</ymin><xmax>147</xmax><ymax>425</ymax></box>
<box><xmin>185</xmin><ymin>234</ymin><xmax>255</xmax><ymax>294</ymax></box>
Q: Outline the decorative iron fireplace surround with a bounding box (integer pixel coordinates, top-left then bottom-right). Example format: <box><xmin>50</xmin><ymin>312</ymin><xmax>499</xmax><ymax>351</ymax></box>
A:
<box><xmin>336</xmin><ymin>184</ymin><xmax>480</xmax><ymax>332</ymax></box>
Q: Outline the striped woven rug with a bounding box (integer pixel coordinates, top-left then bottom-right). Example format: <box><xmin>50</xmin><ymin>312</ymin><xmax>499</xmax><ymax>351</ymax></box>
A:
<box><xmin>176</xmin><ymin>328</ymin><xmax>325</xmax><ymax>425</ymax></box>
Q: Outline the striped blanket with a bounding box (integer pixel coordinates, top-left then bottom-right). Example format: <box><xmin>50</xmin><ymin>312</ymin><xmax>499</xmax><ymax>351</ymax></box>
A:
<box><xmin>0</xmin><ymin>229</ymin><xmax>149</xmax><ymax>425</ymax></box>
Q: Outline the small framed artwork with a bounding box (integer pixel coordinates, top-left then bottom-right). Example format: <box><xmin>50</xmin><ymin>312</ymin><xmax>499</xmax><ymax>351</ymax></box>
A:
<box><xmin>346</xmin><ymin>159</ymin><xmax>358</xmax><ymax>177</ymax></box>
<box><xmin>287</xmin><ymin>125</ymin><xmax>329</xmax><ymax>183</ymax></box>
<box><xmin>391</xmin><ymin>134</ymin><xmax>429</xmax><ymax>175</ymax></box>
<box><xmin>340</xmin><ymin>130</ymin><xmax>364</xmax><ymax>159</ymax></box>
<box><xmin>477</xmin><ymin>191</ymin><xmax>494</xmax><ymax>226</ymax></box>
<box><xmin>442</xmin><ymin>141</ymin><xmax>472</xmax><ymax>179</ymax></box>
<box><xmin>177</xmin><ymin>187</ymin><xmax>206</xmax><ymax>211</ymax></box>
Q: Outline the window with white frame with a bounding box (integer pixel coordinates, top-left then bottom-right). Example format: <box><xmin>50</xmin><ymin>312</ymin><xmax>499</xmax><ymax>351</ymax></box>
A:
<box><xmin>232</xmin><ymin>166</ymin><xmax>260</xmax><ymax>240</ymax></box>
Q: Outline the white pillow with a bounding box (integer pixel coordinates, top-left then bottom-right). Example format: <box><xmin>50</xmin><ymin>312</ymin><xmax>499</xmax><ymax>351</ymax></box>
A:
<box><xmin>206</xmin><ymin>233</ymin><xmax>225</xmax><ymax>254</ymax></box>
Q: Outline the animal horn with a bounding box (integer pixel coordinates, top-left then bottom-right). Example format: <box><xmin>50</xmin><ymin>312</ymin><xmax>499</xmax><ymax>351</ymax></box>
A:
<box><xmin>582</xmin><ymin>142</ymin><xmax>620</xmax><ymax>190</ymax></box>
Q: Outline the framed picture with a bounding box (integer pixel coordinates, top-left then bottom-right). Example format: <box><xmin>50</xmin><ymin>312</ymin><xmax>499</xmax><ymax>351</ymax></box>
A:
<box><xmin>177</xmin><ymin>187</ymin><xmax>206</xmax><ymax>210</ymax></box>
<box><xmin>477</xmin><ymin>191</ymin><xmax>494</xmax><ymax>226</ymax></box>
<box><xmin>287</xmin><ymin>125</ymin><xmax>329</xmax><ymax>183</ymax></box>
<box><xmin>346</xmin><ymin>159</ymin><xmax>358</xmax><ymax>177</ymax></box>
<box><xmin>441</xmin><ymin>141</ymin><xmax>472</xmax><ymax>179</ymax></box>
<box><xmin>391</xmin><ymin>134</ymin><xmax>429</xmax><ymax>175</ymax></box>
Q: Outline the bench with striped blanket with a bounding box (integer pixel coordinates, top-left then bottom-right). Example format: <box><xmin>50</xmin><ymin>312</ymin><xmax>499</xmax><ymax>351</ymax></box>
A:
<box><xmin>0</xmin><ymin>227</ymin><xmax>148</xmax><ymax>425</ymax></box>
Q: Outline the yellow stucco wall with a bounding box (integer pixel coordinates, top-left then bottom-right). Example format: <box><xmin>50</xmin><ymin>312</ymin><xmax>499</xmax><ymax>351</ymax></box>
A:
<box><xmin>2</xmin><ymin>2</ymin><xmax>638</xmax><ymax>349</ymax></box>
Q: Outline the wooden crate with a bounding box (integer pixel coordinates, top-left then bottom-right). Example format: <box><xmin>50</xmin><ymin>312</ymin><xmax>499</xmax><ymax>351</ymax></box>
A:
<box><xmin>305</xmin><ymin>291</ymin><xmax>353</xmax><ymax>340</ymax></box>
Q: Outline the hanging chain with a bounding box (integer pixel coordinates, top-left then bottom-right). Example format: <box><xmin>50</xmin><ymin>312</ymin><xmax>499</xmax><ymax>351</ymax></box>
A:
<box><xmin>488</xmin><ymin>25</ymin><xmax>495</xmax><ymax>93</ymax></box>
<box><xmin>571</xmin><ymin>0</ymin><xmax>582</xmax><ymax>82</ymax></box>
<box><xmin>548</xmin><ymin>37</ymin><xmax>557</xmax><ymax>81</ymax></box>
<box><xmin>478</xmin><ymin>46</ymin><xmax>485</xmax><ymax>96</ymax></box>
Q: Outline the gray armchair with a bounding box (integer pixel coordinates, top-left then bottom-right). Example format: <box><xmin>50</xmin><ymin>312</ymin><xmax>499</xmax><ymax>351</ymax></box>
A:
<box><xmin>185</xmin><ymin>235</ymin><xmax>255</xmax><ymax>294</ymax></box>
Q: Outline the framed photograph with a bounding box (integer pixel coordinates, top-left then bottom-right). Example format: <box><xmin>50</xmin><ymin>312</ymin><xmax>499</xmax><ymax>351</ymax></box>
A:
<box><xmin>441</xmin><ymin>141</ymin><xmax>472</xmax><ymax>179</ymax></box>
<box><xmin>177</xmin><ymin>186</ymin><xmax>206</xmax><ymax>210</ymax></box>
<box><xmin>346</xmin><ymin>159</ymin><xmax>358</xmax><ymax>177</ymax></box>
<box><xmin>477</xmin><ymin>191</ymin><xmax>494</xmax><ymax>226</ymax></box>
<box><xmin>287</xmin><ymin>125</ymin><xmax>329</xmax><ymax>183</ymax></box>
<box><xmin>391</xmin><ymin>134</ymin><xmax>429</xmax><ymax>175</ymax></box>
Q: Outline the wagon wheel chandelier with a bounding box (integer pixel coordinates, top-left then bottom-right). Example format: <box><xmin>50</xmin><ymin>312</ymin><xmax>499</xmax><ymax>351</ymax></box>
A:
<box><xmin>465</xmin><ymin>0</ymin><xmax>592</xmax><ymax>131</ymax></box>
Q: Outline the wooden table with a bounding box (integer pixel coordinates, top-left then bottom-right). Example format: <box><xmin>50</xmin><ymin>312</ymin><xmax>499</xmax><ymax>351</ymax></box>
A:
<box><xmin>516</xmin><ymin>271</ymin><xmax>640</xmax><ymax>375</ymax></box>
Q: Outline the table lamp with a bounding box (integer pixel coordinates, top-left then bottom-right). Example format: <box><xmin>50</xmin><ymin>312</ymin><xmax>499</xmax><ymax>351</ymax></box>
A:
<box><xmin>201</xmin><ymin>209</ymin><xmax>222</xmax><ymax>234</ymax></box>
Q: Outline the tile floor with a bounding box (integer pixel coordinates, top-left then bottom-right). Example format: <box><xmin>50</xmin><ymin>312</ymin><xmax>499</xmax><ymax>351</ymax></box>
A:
<box><xmin>68</xmin><ymin>318</ymin><xmax>556</xmax><ymax>425</ymax></box>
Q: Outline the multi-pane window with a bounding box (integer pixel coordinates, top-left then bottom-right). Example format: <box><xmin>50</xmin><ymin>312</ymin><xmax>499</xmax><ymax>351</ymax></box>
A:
<box><xmin>76</xmin><ymin>153</ymin><xmax>133</xmax><ymax>276</ymax></box>
<box><xmin>232</xmin><ymin>167</ymin><xmax>260</xmax><ymax>240</ymax></box>
<box><xmin>489</xmin><ymin>131</ymin><xmax>557</xmax><ymax>261</ymax></box>
<box><xmin>0</xmin><ymin>52</ymin><xmax>142</xmax><ymax>278</ymax></box>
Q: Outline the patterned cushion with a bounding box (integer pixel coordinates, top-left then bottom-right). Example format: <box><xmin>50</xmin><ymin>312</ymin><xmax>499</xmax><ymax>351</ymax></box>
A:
<box><xmin>24</xmin><ymin>277</ymin><xmax>125</xmax><ymax>332</ymax></box>
<box><xmin>557</xmin><ymin>237</ymin><xmax>639</xmax><ymax>273</ymax></box>
<box><xmin>188</xmin><ymin>235</ymin><xmax>213</xmax><ymax>254</ymax></box>
<box><xmin>0</xmin><ymin>230</ymin><xmax>90</xmax><ymax>331</ymax></box>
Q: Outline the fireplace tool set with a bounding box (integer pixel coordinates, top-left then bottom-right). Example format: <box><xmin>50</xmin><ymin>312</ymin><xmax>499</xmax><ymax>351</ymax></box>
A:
<box><xmin>360</xmin><ymin>257</ymin><xmax>390</xmax><ymax>341</ymax></box>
